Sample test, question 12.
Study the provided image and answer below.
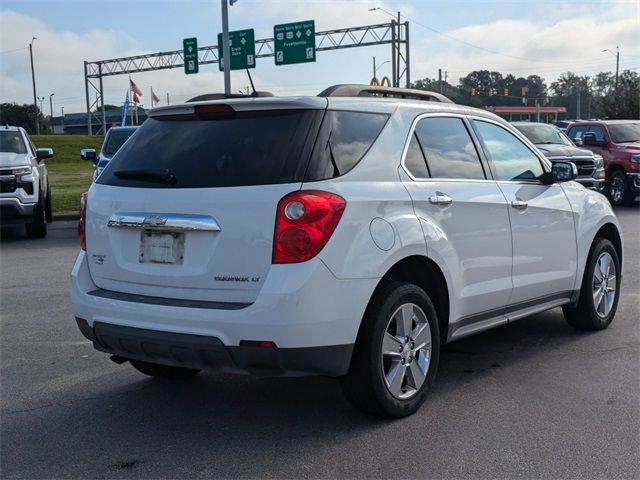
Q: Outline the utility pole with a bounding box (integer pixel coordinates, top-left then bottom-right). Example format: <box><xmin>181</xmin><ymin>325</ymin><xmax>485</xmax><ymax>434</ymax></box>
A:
<box><xmin>438</xmin><ymin>69</ymin><xmax>442</xmax><ymax>93</ymax></box>
<box><xmin>576</xmin><ymin>89</ymin><xmax>581</xmax><ymax>119</ymax></box>
<box><xmin>166</xmin><ymin>93</ymin><xmax>170</xmax><ymax>105</ymax></box>
<box><xmin>29</xmin><ymin>37</ymin><xmax>39</xmax><ymax>135</ymax></box>
<box><xmin>49</xmin><ymin>93</ymin><xmax>54</xmax><ymax>119</ymax></box>
<box><xmin>221</xmin><ymin>0</ymin><xmax>231</xmax><ymax>96</ymax></box>
<box><xmin>61</xmin><ymin>107</ymin><xmax>64</xmax><ymax>133</ymax></box>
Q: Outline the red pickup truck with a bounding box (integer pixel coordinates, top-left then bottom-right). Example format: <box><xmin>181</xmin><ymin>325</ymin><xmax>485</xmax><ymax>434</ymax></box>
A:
<box><xmin>567</xmin><ymin>121</ymin><xmax>640</xmax><ymax>205</ymax></box>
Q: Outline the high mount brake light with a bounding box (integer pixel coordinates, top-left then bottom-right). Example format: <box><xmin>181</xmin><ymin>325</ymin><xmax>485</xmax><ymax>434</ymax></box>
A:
<box><xmin>193</xmin><ymin>104</ymin><xmax>235</xmax><ymax>117</ymax></box>
<box><xmin>78</xmin><ymin>192</ymin><xmax>88</xmax><ymax>251</ymax></box>
<box><xmin>273</xmin><ymin>190</ymin><xmax>346</xmax><ymax>264</ymax></box>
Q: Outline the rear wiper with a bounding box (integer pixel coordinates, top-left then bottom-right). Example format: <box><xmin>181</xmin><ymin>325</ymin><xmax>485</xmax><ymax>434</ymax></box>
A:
<box><xmin>114</xmin><ymin>168</ymin><xmax>177</xmax><ymax>185</ymax></box>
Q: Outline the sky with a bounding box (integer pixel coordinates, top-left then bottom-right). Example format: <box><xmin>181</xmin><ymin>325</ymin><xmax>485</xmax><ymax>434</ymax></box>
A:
<box><xmin>1</xmin><ymin>0</ymin><xmax>639</xmax><ymax>114</ymax></box>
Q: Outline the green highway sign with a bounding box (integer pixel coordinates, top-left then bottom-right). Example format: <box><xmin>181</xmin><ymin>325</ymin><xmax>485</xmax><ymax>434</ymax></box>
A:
<box><xmin>217</xmin><ymin>29</ymin><xmax>256</xmax><ymax>71</ymax></box>
<box><xmin>274</xmin><ymin>20</ymin><xmax>315</xmax><ymax>66</ymax></box>
<box><xmin>183</xmin><ymin>37</ymin><xmax>199</xmax><ymax>74</ymax></box>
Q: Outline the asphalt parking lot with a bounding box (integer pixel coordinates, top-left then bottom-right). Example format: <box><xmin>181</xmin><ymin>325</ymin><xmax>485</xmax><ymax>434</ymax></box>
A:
<box><xmin>1</xmin><ymin>208</ymin><xmax>638</xmax><ymax>479</ymax></box>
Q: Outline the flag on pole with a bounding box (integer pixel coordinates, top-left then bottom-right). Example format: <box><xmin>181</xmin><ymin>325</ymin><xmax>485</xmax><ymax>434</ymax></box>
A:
<box><xmin>130</xmin><ymin>78</ymin><xmax>143</xmax><ymax>96</ymax></box>
<box><xmin>133</xmin><ymin>91</ymin><xmax>141</xmax><ymax>104</ymax></box>
<box><xmin>151</xmin><ymin>88</ymin><xmax>160</xmax><ymax>106</ymax></box>
<box><xmin>121</xmin><ymin>90</ymin><xmax>130</xmax><ymax>126</ymax></box>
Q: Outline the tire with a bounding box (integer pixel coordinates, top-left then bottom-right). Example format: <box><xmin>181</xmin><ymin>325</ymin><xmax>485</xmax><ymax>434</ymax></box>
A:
<box><xmin>44</xmin><ymin>185</ymin><xmax>52</xmax><ymax>223</ymax></box>
<box><xmin>608</xmin><ymin>170</ymin><xmax>633</xmax><ymax>206</ymax></box>
<box><xmin>563</xmin><ymin>238</ymin><xmax>620</xmax><ymax>331</ymax></box>
<box><xmin>340</xmin><ymin>282</ymin><xmax>440</xmax><ymax>417</ymax></box>
<box><xmin>130</xmin><ymin>360</ymin><xmax>200</xmax><ymax>380</ymax></box>
<box><xmin>25</xmin><ymin>192</ymin><xmax>47</xmax><ymax>238</ymax></box>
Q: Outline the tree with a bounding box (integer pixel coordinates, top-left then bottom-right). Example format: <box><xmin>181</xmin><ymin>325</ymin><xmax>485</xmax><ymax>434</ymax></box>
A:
<box><xmin>93</xmin><ymin>104</ymin><xmax>122</xmax><ymax>113</ymax></box>
<box><xmin>0</xmin><ymin>103</ymin><xmax>49</xmax><ymax>134</ymax></box>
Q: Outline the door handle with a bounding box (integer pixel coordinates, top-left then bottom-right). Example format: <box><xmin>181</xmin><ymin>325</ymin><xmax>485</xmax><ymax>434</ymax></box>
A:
<box><xmin>429</xmin><ymin>193</ymin><xmax>453</xmax><ymax>206</ymax></box>
<box><xmin>511</xmin><ymin>199</ymin><xmax>528</xmax><ymax>210</ymax></box>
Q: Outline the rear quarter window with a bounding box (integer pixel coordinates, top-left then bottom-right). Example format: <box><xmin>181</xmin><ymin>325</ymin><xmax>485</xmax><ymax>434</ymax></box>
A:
<box><xmin>304</xmin><ymin>111</ymin><xmax>389</xmax><ymax>181</ymax></box>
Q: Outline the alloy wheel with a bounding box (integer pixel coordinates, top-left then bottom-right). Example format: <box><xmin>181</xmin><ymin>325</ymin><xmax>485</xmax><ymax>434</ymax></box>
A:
<box><xmin>381</xmin><ymin>303</ymin><xmax>431</xmax><ymax>400</ymax></box>
<box><xmin>592</xmin><ymin>252</ymin><xmax>617</xmax><ymax>318</ymax></box>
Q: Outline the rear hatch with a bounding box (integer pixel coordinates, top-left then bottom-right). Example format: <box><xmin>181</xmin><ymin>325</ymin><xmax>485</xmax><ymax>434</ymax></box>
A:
<box><xmin>86</xmin><ymin>98</ymin><xmax>326</xmax><ymax>304</ymax></box>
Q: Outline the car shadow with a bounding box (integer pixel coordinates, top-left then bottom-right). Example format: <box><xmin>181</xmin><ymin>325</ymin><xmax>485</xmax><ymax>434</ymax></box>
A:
<box><xmin>2</xmin><ymin>308</ymin><xmax>608</xmax><ymax>478</ymax></box>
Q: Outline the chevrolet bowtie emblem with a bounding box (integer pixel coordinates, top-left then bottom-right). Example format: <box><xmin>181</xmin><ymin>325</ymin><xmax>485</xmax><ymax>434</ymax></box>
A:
<box><xmin>142</xmin><ymin>215</ymin><xmax>168</xmax><ymax>226</ymax></box>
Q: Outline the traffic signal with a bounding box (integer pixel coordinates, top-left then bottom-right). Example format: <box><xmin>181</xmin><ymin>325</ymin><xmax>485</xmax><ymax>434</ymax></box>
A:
<box><xmin>504</xmin><ymin>88</ymin><xmax>509</xmax><ymax>97</ymax></box>
<box><xmin>471</xmin><ymin>87</ymin><xmax>476</xmax><ymax>96</ymax></box>
<box><xmin>488</xmin><ymin>88</ymin><xmax>493</xmax><ymax>97</ymax></box>
<box><xmin>521</xmin><ymin>87</ymin><xmax>527</xmax><ymax>96</ymax></box>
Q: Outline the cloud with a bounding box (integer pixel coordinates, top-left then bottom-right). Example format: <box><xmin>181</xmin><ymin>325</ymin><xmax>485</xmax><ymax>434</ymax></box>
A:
<box><xmin>410</xmin><ymin>11</ymin><xmax>640</xmax><ymax>84</ymax></box>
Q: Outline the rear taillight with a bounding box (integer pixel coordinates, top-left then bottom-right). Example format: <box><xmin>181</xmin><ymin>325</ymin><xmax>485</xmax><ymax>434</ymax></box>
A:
<box><xmin>273</xmin><ymin>190</ymin><xmax>345</xmax><ymax>264</ymax></box>
<box><xmin>78</xmin><ymin>192</ymin><xmax>88</xmax><ymax>251</ymax></box>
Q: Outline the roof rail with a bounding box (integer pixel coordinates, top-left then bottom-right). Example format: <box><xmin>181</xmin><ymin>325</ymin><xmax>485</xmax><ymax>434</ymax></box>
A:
<box><xmin>318</xmin><ymin>84</ymin><xmax>454</xmax><ymax>104</ymax></box>
<box><xmin>187</xmin><ymin>92</ymin><xmax>274</xmax><ymax>102</ymax></box>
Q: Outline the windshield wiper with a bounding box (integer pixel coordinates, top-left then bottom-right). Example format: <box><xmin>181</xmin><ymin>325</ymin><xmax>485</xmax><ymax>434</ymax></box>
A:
<box><xmin>114</xmin><ymin>168</ymin><xmax>177</xmax><ymax>185</ymax></box>
<box><xmin>616</xmin><ymin>140</ymin><xmax>640</xmax><ymax>143</ymax></box>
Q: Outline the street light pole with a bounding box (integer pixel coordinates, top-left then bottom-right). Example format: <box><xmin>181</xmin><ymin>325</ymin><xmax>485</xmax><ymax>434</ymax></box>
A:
<box><xmin>29</xmin><ymin>37</ymin><xmax>39</xmax><ymax>135</ymax></box>
<box><xmin>61</xmin><ymin>107</ymin><xmax>65</xmax><ymax>133</ymax></box>
<box><xmin>603</xmin><ymin>46</ymin><xmax>620</xmax><ymax>116</ymax></box>
<box><xmin>221</xmin><ymin>0</ymin><xmax>231</xmax><ymax>96</ymax></box>
<box><xmin>49</xmin><ymin>93</ymin><xmax>54</xmax><ymax>119</ymax></box>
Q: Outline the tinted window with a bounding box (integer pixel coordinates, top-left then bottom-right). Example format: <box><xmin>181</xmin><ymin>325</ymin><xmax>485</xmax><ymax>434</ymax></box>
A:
<box><xmin>568</xmin><ymin>125</ymin><xmax>587</xmax><ymax>140</ymax></box>
<box><xmin>515</xmin><ymin>124</ymin><xmax>572</xmax><ymax>146</ymax></box>
<box><xmin>103</xmin><ymin>129</ymin><xmax>136</xmax><ymax>156</ymax></box>
<box><xmin>608</xmin><ymin>123</ymin><xmax>640</xmax><ymax>143</ymax></box>
<box><xmin>99</xmin><ymin>110</ymin><xmax>321</xmax><ymax>188</ymax></box>
<box><xmin>589</xmin><ymin>126</ymin><xmax>606</xmax><ymax>142</ymax></box>
<box><xmin>404</xmin><ymin>133</ymin><xmax>430</xmax><ymax>178</ymax></box>
<box><xmin>414</xmin><ymin>117</ymin><xmax>485</xmax><ymax>180</ymax></box>
<box><xmin>305</xmin><ymin>111</ymin><xmax>388</xmax><ymax>181</ymax></box>
<box><xmin>474</xmin><ymin>120</ymin><xmax>544</xmax><ymax>182</ymax></box>
<box><xmin>0</xmin><ymin>131</ymin><xmax>27</xmax><ymax>154</ymax></box>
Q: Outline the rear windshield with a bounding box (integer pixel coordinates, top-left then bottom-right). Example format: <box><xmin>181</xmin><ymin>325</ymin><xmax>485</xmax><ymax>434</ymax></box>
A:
<box><xmin>98</xmin><ymin>109</ymin><xmax>322</xmax><ymax>188</ymax></box>
<box><xmin>98</xmin><ymin>108</ymin><xmax>389</xmax><ymax>188</ymax></box>
<box><xmin>0</xmin><ymin>131</ymin><xmax>27</xmax><ymax>154</ymax></box>
<box><xmin>103</xmin><ymin>129</ymin><xmax>136</xmax><ymax>156</ymax></box>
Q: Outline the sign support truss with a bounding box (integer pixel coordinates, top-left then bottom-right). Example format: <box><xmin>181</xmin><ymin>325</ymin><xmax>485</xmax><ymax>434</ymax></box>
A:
<box><xmin>84</xmin><ymin>21</ymin><xmax>409</xmax><ymax>134</ymax></box>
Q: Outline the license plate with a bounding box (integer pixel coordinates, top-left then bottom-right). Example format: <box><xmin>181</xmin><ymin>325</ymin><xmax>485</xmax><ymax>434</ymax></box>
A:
<box><xmin>139</xmin><ymin>231</ymin><xmax>185</xmax><ymax>264</ymax></box>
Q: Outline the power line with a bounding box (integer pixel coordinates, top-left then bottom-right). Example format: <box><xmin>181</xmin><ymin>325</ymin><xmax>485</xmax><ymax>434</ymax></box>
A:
<box><xmin>0</xmin><ymin>46</ymin><xmax>29</xmax><ymax>55</ymax></box>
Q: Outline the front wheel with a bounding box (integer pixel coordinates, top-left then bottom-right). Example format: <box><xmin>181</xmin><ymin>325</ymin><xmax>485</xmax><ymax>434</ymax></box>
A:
<box><xmin>25</xmin><ymin>193</ymin><xmax>47</xmax><ymax>238</ymax></box>
<box><xmin>563</xmin><ymin>238</ymin><xmax>620</xmax><ymax>330</ymax></box>
<box><xmin>340</xmin><ymin>282</ymin><xmax>440</xmax><ymax>417</ymax></box>
<box><xmin>608</xmin><ymin>170</ymin><xmax>632</xmax><ymax>206</ymax></box>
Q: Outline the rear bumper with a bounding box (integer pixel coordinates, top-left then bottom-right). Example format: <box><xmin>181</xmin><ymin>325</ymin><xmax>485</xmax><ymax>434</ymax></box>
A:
<box><xmin>77</xmin><ymin>319</ymin><xmax>352</xmax><ymax>377</ymax></box>
<box><xmin>71</xmin><ymin>251</ymin><xmax>378</xmax><ymax>377</ymax></box>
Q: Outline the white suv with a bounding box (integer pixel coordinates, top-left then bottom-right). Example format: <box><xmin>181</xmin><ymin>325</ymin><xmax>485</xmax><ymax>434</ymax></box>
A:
<box><xmin>71</xmin><ymin>85</ymin><xmax>623</xmax><ymax>417</ymax></box>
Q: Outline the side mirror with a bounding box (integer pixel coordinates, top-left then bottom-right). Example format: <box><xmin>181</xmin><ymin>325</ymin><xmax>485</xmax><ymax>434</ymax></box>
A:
<box><xmin>582</xmin><ymin>132</ymin><xmax>607</xmax><ymax>147</ymax></box>
<box><xmin>36</xmin><ymin>148</ymin><xmax>54</xmax><ymax>161</ymax></box>
<box><xmin>572</xmin><ymin>137</ymin><xmax>583</xmax><ymax>146</ymax></box>
<box><xmin>552</xmin><ymin>161</ymin><xmax>578</xmax><ymax>182</ymax></box>
<box><xmin>80</xmin><ymin>148</ymin><xmax>97</xmax><ymax>164</ymax></box>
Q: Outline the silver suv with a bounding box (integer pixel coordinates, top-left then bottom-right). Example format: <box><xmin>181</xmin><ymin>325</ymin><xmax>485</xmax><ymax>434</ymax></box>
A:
<box><xmin>0</xmin><ymin>126</ymin><xmax>54</xmax><ymax>237</ymax></box>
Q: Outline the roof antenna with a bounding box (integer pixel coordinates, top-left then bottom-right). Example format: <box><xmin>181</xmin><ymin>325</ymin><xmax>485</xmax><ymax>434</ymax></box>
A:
<box><xmin>243</xmin><ymin>57</ymin><xmax>258</xmax><ymax>96</ymax></box>
<box><xmin>245</xmin><ymin>66</ymin><xmax>257</xmax><ymax>96</ymax></box>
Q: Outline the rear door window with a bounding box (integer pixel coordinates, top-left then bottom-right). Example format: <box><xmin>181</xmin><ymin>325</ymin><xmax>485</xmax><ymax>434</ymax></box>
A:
<box><xmin>98</xmin><ymin>109</ymin><xmax>322</xmax><ymax>188</ymax></box>
<box><xmin>414</xmin><ymin>117</ymin><xmax>485</xmax><ymax>180</ymax></box>
<box><xmin>588</xmin><ymin>125</ymin><xmax>606</xmax><ymax>142</ymax></box>
<box><xmin>568</xmin><ymin>125</ymin><xmax>587</xmax><ymax>141</ymax></box>
<box><xmin>304</xmin><ymin>111</ymin><xmax>389</xmax><ymax>181</ymax></box>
